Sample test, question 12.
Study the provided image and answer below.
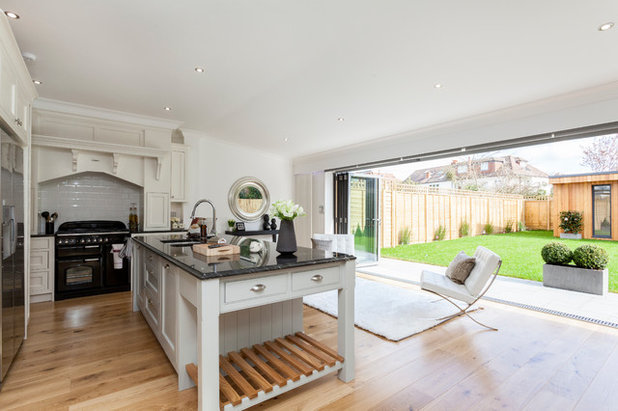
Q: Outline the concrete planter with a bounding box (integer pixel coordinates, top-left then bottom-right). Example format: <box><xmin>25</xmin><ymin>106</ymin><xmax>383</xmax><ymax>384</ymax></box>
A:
<box><xmin>543</xmin><ymin>264</ymin><xmax>608</xmax><ymax>296</ymax></box>
<box><xmin>559</xmin><ymin>233</ymin><xmax>582</xmax><ymax>240</ymax></box>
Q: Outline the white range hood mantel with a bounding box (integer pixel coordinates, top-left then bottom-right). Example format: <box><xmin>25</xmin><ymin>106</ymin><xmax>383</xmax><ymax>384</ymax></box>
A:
<box><xmin>32</xmin><ymin>134</ymin><xmax>168</xmax><ymax>180</ymax></box>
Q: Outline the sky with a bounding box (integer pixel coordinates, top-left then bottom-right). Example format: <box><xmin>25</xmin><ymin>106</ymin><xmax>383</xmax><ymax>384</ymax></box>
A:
<box><xmin>371</xmin><ymin>134</ymin><xmax>602</xmax><ymax>180</ymax></box>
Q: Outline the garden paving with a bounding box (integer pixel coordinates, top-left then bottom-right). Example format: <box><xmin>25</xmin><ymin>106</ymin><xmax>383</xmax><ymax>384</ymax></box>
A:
<box><xmin>358</xmin><ymin>258</ymin><xmax>618</xmax><ymax>326</ymax></box>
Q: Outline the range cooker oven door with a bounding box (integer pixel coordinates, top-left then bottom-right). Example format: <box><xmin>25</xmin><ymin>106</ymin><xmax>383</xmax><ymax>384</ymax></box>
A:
<box><xmin>56</xmin><ymin>244</ymin><xmax>102</xmax><ymax>259</ymax></box>
<box><xmin>56</xmin><ymin>257</ymin><xmax>102</xmax><ymax>292</ymax></box>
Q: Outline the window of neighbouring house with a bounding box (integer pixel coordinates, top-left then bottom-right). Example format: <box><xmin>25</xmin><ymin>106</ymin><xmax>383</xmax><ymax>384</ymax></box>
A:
<box><xmin>593</xmin><ymin>184</ymin><xmax>611</xmax><ymax>238</ymax></box>
<box><xmin>480</xmin><ymin>162</ymin><xmax>489</xmax><ymax>171</ymax></box>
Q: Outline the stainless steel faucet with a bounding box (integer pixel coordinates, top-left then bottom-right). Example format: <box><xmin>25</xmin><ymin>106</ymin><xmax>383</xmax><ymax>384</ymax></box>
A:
<box><xmin>190</xmin><ymin>199</ymin><xmax>217</xmax><ymax>236</ymax></box>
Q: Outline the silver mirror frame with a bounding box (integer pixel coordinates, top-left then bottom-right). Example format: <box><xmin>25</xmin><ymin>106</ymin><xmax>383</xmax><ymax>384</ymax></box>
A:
<box><xmin>228</xmin><ymin>176</ymin><xmax>270</xmax><ymax>222</ymax></box>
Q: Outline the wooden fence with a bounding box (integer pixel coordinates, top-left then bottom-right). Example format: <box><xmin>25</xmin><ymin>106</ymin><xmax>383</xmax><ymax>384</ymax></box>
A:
<box><xmin>523</xmin><ymin>197</ymin><xmax>554</xmax><ymax>230</ymax></box>
<box><xmin>379</xmin><ymin>181</ymin><xmax>551</xmax><ymax>248</ymax></box>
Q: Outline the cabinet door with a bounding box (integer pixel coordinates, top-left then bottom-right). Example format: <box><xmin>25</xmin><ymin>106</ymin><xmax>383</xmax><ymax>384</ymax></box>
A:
<box><xmin>12</xmin><ymin>89</ymin><xmax>28</xmax><ymax>141</ymax></box>
<box><xmin>0</xmin><ymin>51</ymin><xmax>16</xmax><ymax>122</ymax></box>
<box><xmin>161</xmin><ymin>264</ymin><xmax>177</xmax><ymax>362</ymax></box>
<box><xmin>170</xmin><ymin>149</ymin><xmax>186</xmax><ymax>202</ymax></box>
<box><xmin>144</xmin><ymin>192</ymin><xmax>170</xmax><ymax>230</ymax></box>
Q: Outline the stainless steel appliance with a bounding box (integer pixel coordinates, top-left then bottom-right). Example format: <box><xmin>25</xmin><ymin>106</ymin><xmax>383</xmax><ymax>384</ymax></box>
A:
<box><xmin>55</xmin><ymin>221</ymin><xmax>130</xmax><ymax>300</ymax></box>
<box><xmin>0</xmin><ymin>129</ymin><xmax>25</xmax><ymax>388</ymax></box>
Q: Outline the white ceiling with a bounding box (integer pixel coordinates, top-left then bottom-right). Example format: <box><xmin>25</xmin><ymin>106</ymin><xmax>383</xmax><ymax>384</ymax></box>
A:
<box><xmin>2</xmin><ymin>0</ymin><xmax>618</xmax><ymax>158</ymax></box>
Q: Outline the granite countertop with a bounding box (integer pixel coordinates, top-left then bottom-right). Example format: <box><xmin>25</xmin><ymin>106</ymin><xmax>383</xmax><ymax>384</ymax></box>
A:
<box><xmin>31</xmin><ymin>233</ymin><xmax>55</xmax><ymax>237</ymax></box>
<box><xmin>132</xmin><ymin>233</ymin><xmax>355</xmax><ymax>280</ymax></box>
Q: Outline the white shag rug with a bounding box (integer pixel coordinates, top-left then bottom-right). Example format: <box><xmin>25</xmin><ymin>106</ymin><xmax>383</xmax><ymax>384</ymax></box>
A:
<box><xmin>303</xmin><ymin>277</ymin><xmax>461</xmax><ymax>341</ymax></box>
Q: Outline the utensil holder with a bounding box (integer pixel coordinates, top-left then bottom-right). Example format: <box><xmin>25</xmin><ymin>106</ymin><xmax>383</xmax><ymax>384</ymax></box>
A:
<box><xmin>45</xmin><ymin>221</ymin><xmax>55</xmax><ymax>235</ymax></box>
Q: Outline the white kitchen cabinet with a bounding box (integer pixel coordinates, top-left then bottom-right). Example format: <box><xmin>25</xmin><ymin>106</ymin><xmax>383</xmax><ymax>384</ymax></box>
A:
<box><xmin>144</xmin><ymin>191</ymin><xmax>170</xmax><ymax>230</ymax></box>
<box><xmin>170</xmin><ymin>144</ymin><xmax>186</xmax><ymax>202</ymax></box>
<box><xmin>29</xmin><ymin>236</ymin><xmax>54</xmax><ymax>303</ymax></box>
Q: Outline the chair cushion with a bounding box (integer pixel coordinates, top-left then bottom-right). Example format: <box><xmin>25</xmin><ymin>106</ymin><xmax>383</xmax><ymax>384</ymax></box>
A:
<box><xmin>464</xmin><ymin>246</ymin><xmax>501</xmax><ymax>297</ymax></box>
<box><xmin>420</xmin><ymin>270</ymin><xmax>476</xmax><ymax>304</ymax></box>
<box><xmin>311</xmin><ymin>238</ymin><xmax>334</xmax><ymax>253</ymax></box>
<box><xmin>445</xmin><ymin>252</ymin><xmax>476</xmax><ymax>284</ymax></box>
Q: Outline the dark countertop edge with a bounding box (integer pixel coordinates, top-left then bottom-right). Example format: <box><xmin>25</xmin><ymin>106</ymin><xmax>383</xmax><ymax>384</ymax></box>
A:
<box><xmin>31</xmin><ymin>233</ymin><xmax>54</xmax><ymax>237</ymax></box>
<box><xmin>224</xmin><ymin>230</ymin><xmax>279</xmax><ymax>236</ymax></box>
<box><xmin>131</xmin><ymin>230</ymin><xmax>187</xmax><ymax>235</ymax></box>
<box><xmin>132</xmin><ymin>237</ymin><xmax>355</xmax><ymax>281</ymax></box>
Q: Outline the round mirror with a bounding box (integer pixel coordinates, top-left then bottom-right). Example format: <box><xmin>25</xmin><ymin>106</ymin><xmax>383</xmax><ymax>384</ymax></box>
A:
<box><xmin>228</xmin><ymin>176</ymin><xmax>270</xmax><ymax>221</ymax></box>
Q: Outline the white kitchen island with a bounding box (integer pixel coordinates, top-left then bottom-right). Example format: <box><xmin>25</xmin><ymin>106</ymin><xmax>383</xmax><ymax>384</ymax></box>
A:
<box><xmin>132</xmin><ymin>234</ymin><xmax>355</xmax><ymax>410</ymax></box>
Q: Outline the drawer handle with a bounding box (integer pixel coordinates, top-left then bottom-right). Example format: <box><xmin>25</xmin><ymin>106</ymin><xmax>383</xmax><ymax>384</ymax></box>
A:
<box><xmin>311</xmin><ymin>274</ymin><xmax>324</xmax><ymax>282</ymax></box>
<box><xmin>251</xmin><ymin>284</ymin><xmax>266</xmax><ymax>292</ymax></box>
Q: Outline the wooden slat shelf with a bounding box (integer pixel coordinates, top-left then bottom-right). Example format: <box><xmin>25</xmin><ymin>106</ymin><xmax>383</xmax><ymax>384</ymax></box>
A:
<box><xmin>186</xmin><ymin>332</ymin><xmax>344</xmax><ymax>410</ymax></box>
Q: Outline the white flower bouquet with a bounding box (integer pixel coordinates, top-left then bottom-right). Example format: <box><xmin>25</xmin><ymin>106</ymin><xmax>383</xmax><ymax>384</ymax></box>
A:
<box><xmin>270</xmin><ymin>200</ymin><xmax>306</xmax><ymax>221</ymax></box>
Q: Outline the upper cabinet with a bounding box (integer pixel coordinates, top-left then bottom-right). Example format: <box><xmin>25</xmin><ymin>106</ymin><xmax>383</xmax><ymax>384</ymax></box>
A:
<box><xmin>170</xmin><ymin>144</ymin><xmax>186</xmax><ymax>202</ymax></box>
<box><xmin>0</xmin><ymin>14</ymin><xmax>37</xmax><ymax>144</ymax></box>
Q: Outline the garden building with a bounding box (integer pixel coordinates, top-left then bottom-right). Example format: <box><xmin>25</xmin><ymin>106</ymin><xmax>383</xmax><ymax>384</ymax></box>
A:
<box><xmin>550</xmin><ymin>172</ymin><xmax>618</xmax><ymax>240</ymax></box>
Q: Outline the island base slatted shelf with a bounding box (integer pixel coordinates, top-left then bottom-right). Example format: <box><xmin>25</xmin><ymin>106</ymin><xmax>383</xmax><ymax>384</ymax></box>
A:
<box><xmin>186</xmin><ymin>332</ymin><xmax>345</xmax><ymax>410</ymax></box>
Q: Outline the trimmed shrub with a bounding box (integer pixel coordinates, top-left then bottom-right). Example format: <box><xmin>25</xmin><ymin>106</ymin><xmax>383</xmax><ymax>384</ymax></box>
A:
<box><xmin>572</xmin><ymin>245</ymin><xmax>609</xmax><ymax>270</ymax></box>
<box><xmin>559</xmin><ymin>210</ymin><xmax>583</xmax><ymax>234</ymax></box>
<box><xmin>483</xmin><ymin>223</ymin><xmax>494</xmax><ymax>235</ymax></box>
<box><xmin>541</xmin><ymin>242</ymin><xmax>573</xmax><ymax>265</ymax></box>
<box><xmin>504</xmin><ymin>219</ymin><xmax>514</xmax><ymax>233</ymax></box>
<box><xmin>434</xmin><ymin>225</ymin><xmax>446</xmax><ymax>241</ymax></box>
<box><xmin>398</xmin><ymin>226</ymin><xmax>411</xmax><ymax>245</ymax></box>
<box><xmin>459</xmin><ymin>220</ymin><xmax>470</xmax><ymax>237</ymax></box>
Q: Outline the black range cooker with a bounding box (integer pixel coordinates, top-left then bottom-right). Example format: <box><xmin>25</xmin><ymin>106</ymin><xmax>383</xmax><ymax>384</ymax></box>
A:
<box><xmin>55</xmin><ymin>220</ymin><xmax>130</xmax><ymax>300</ymax></box>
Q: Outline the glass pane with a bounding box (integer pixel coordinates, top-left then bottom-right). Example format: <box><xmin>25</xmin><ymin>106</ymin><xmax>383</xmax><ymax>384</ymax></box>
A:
<box><xmin>66</xmin><ymin>266</ymin><xmax>93</xmax><ymax>285</ymax></box>
<box><xmin>593</xmin><ymin>185</ymin><xmax>611</xmax><ymax>237</ymax></box>
<box><xmin>350</xmin><ymin>176</ymin><xmax>379</xmax><ymax>265</ymax></box>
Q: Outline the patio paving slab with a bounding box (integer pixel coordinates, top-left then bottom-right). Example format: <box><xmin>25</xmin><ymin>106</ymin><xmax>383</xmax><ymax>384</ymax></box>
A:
<box><xmin>358</xmin><ymin>258</ymin><xmax>618</xmax><ymax>327</ymax></box>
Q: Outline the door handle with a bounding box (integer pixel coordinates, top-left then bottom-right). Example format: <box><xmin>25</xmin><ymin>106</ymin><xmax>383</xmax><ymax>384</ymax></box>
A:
<box><xmin>311</xmin><ymin>274</ymin><xmax>323</xmax><ymax>282</ymax></box>
<box><xmin>84</xmin><ymin>258</ymin><xmax>99</xmax><ymax>262</ymax></box>
<box><xmin>84</xmin><ymin>245</ymin><xmax>99</xmax><ymax>249</ymax></box>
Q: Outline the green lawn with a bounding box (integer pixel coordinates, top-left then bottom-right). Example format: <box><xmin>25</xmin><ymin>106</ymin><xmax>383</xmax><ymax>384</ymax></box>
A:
<box><xmin>381</xmin><ymin>230</ymin><xmax>618</xmax><ymax>293</ymax></box>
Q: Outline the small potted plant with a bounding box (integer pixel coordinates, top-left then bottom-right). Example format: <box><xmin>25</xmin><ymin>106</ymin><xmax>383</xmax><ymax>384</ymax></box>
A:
<box><xmin>227</xmin><ymin>219</ymin><xmax>236</xmax><ymax>232</ymax></box>
<box><xmin>559</xmin><ymin>210</ymin><xmax>583</xmax><ymax>239</ymax></box>
<box><xmin>542</xmin><ymin>242</ymin><xmax>609</xmax><ymax>295</ymax></box>
<box><xmin>270</xmin><ymin>200</ymin><xmax>305</xmax><ymax>254</ymax></box>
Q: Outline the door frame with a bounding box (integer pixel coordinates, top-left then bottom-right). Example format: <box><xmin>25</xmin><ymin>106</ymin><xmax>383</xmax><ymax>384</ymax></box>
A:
<box><xmin>349</xmin><ymin>173</ymin><xmax>381</xmax><ymax>266</ymax></box>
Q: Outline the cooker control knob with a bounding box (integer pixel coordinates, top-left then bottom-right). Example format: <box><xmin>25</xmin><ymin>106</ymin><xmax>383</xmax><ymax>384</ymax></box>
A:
<box><xmin>80</xmin><ymin>239</ymin><xmax>85</xmax><ymax>243</ymax></box>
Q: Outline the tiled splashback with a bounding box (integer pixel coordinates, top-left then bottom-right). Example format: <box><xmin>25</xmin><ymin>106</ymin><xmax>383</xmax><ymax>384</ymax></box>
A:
<box><xmin>37</xmin><ymin>172</ymin><xmax>143</xmax><ymax>233</ymax></box>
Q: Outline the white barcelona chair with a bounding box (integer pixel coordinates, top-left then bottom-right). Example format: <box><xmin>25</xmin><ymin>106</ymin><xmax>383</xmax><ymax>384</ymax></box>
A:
<box><xmin>420</xmin><ymin>246</ymin><xmax>502</xmax><ymax>331</ymax></box>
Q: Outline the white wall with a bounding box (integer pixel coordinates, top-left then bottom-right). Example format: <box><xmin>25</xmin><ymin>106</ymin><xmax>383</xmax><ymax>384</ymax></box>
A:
<box><xmin>181</xmin><ymin>130</ymin><xmax>293</xmax><ymax>234</ymax></box>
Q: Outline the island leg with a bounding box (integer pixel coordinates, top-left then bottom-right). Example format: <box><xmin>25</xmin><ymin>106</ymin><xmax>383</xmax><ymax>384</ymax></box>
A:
<box><xmin>197</xmin><ymin>279</ymin><xmax>220</xmax><ymax>411</ymax></box>
<box><xmin>337</xmin><ymin>260</ymin><xmax>355</xmax><ymax>382</ymax></box>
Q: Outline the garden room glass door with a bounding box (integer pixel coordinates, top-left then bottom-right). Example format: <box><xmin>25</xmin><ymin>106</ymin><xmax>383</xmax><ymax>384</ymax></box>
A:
<box><xmin>349</xmin><ymin>174</ymin><xmax>380</xmax><ymax>265</ymax></box>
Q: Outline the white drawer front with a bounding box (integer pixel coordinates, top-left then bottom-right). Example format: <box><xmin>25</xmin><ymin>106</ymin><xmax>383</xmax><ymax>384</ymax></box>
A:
<box><xmin>31</xmin><ymin>250</ymin><xmax>50</xmax><ymax>271</ymax></box>
<box><xmin>144</xmin><ymin>285</ymin><xmax>160</xmax><ymax>326</ymax></box>
<box><xmin>30</xmin><ymin>271</ymin><xmax>49</xmax><ymax>294</ymax></box>
<box><xmin>224</xmin><ymin>274</ymin><xmax>289</xmax><ymax>306</ymax></box>
<box><xmin>31</xmin><ymin>237</ymin><xmax>53</xmax><ymax>250</ymax></box>
<box><xmin>292</xmin><ymin>266</ymin><xmax>341</xmax><ymax>293</ymax></box>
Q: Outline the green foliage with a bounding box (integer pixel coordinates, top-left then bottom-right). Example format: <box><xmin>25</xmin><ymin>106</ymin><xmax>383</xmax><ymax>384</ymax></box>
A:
<box><xmin>518</xmin><ymin>221</ymin><xmax>527</xmax><ymax>232</ymax></box>
<box><xmin>541</xmin><ymin>242</ymin><xmax>573</xmax><ymax>265</ymax></box>
<box><xmin>227</xmin><ymin>219</ymin><xmax>235</xmax><ymax>228</ymax></box>
<box><xmin>504</xmin><ymin>219</ymin><xmax>514</xmax><ymax>233</ymax></box>
<box><xmin>483</xmin><ymin>222</ymin><xmax>494</xmax><ymax>235</ymax></box>
<box><xmin>573</xmin><ymin>245</ymin><xmax>609</xmax><ymax>270</ymax></box>
<box><xmin>459</xmin><ymin>220</ymin><xmax>470</xmax><ymax>237</ymax></box>
<box><xmin>559</xmin><ymin>210</ymin><xmax>583</xmax><ymax>234</ymax></box>
<box><xmin>238</xmin><ymin>186</ymin><xmax>263</xmax><ymax>199</ymax></box>
<box><xmin>398</xmin><ymin>226</ymin><xmax>411</xmax><ymax>245</ymax></box>
<box><xmin>434</xmin><ymin>225</ymin><xmax>446</xmax><ymax>241</ymax></box>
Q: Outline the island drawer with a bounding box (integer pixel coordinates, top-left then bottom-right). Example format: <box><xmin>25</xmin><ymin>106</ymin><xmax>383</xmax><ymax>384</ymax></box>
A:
<box><xmin>145</xmin><ymin>263</ymin><xmax>160</xmax><ymax>294</ymax></box>
<box><xmin>144</xmin><ymin>285</ymin><xmax>160</xmax><ymax>326</ymax></box>
<box><xmin>223</xmin><ymin>274</ymin><xmax>289</xmax><ymax>307</ymax></box>
<box><xmin>292</xmin><ymin>266</ymin><xmax>341</xmax><ymax>293</ymax></box>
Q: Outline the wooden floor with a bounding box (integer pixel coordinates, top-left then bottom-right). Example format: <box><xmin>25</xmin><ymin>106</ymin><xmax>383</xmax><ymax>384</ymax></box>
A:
<box><xmin>2</xmin><ymin>286</ymin><xmax>618</xmax><ymax>411</ymax></box>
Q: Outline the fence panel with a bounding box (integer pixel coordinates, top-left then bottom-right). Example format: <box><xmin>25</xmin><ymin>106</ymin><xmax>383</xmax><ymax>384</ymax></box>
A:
<box><xmin>524</xmin><ymin>199</ymin><xmax>554</xmax><ymax>230</ymax></box>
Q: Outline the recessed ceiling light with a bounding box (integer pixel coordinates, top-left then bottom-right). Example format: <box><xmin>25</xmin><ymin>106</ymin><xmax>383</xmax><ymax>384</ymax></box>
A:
<box><xmin>163</xmin><ymin>106</ymin><xmax>172</xmax><ymax>111</ymax></box>
<box><xmin>599</xmin><ymin>22</ymin><xmax>615</xmax><ymax>31</ymax></box>
<box><xmin>4</xmin><ymin>11</ymin><xmax>19</xmax><ymax>19</ymax></box>
<box><xmin>33</xmin><ymin>80</ymin><xmax>42</xmax><ymax>85</ymax></box>
<box><xmin>284</xmin><ymin>138</ymin><xmax>289</xmax><ymax>143</ymax></box>
<box><xmin>461</xmin><ymin>147</ymin><xmax>466</xmax><ymax>152</ymax></box>
<box><xmin>194</xmin><ymin>66</ymin><xmax>205</xmax><ymax>73</ymax></box>
<box><xmin>434</xmin><ymin>83</ymin><xmax>443</xmax><ymax>88</ymax></box>
<box><xmin>337</xmin><ymin>117</ymin><xmax>345</xmax><ymax>122</ymax></box>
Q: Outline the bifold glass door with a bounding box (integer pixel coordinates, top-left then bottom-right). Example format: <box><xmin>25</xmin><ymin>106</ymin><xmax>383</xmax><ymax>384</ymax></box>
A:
<box><xmin>349</xmin><ymin>175</ymin><xmax>380</xmax><ymax>265</ymax></box>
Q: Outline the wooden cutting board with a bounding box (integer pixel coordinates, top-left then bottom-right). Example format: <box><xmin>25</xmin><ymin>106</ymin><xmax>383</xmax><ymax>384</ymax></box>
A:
<box><xmin>192</xmin><ymin>243</ymin><xmax>240</xmax><ymax>257</ymax></box>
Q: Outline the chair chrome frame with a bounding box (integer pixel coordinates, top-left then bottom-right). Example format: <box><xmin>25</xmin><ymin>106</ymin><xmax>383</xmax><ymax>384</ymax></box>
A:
<box><xmin>423</xmin><ymin>260</ymin><xmax>502</xmax><ymax>331</ymax></box>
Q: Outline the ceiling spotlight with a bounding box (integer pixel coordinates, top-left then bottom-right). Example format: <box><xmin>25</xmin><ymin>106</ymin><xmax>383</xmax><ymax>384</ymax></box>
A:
<box><xmin>33</xmin><ymin>80</ymin><xmax>42</xmax><ymax>85</ymax></box>
<box><xmin>284</xmin><ymin>138</ymin><xmax>289</xmax><ymax>143</ymax></box>
<box><xmin>163</xmin><ymin>106</ymin><xmax>172</xmax><ymax>111</ymax></box>
<box><xmin>434</xmin><ymin>83</ymin><xmax>443</xmax><ymax>88</ymax></box>
<box><xmin>194</xmin><ymin>66</ymin><xmax>205</xmax><ymax>73</ymax></box>
<box><xmin>4</xmin><ymin>11</ymin><xmax>19</xmax><ymax>19</ymax></box>
<box><xmin>337</xmin><ymin>117</ymin><xmax>345</xmax><ymax>122</ymax></box>
<box><xmin>599</xmin><ymin>22</ymin><xmax>614</xmax><ymax>31</ymax></box>
<box><xmin>461</xmin><ymin>147</ymin><xmax>466</xmax><ymax>152</ymax></box>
